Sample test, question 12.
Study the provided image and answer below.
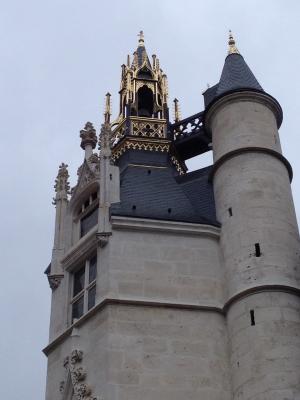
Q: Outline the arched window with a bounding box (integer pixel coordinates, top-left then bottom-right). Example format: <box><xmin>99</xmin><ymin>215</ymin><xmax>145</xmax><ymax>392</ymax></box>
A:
<box><xmin>137</xmin><ymin>86</ymin><xmax>153</xmax><ymax>117</ymax></box>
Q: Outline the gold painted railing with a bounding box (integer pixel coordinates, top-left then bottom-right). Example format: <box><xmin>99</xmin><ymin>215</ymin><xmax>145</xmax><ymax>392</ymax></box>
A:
<box><xmin>111</xmin><ymin>117</ymin><xmax>167</xmax><ymax>147</ymax></box>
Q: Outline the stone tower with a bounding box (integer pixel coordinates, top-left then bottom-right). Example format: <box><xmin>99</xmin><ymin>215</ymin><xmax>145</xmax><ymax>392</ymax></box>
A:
<box><xmin>44</xmin><ymin>32</ymin><xmax>300</xmax><ymax>400</ymax></box>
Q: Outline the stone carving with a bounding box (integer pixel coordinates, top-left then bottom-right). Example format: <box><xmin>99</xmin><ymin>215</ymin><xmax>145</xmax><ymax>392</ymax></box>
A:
<box><xmin>61</xmin><ymin>349</ymin><xmax>98</xmax><ymax>400</ymax></box>
<box><xmin>53</xmin><ymin>163</ymin><xmax>71</xmax><ymax>205</ymax></box>
<box><xmin>73</xmin><ymin>367</ymin><xmax>86</xmax><ymax>381</ymax></box>
<box><xmin>98</xmin><ymin>123</ymin><xmax>112</xmax><ymax>154</ymax></box>
<box><xmin>70</xmin><ymin>349</ymin><xmax>83</xmax><ymax>364</ymax></box>
<box><xmin>59</xmin><ymin>381</ymin><xmax>65</xmax><ymax>393</ymax></box>
<box><xmin>71</xmin><ymin>161</ymin><xmax>97</xmax><ymax>198</ymax></box>
<box><xmin>88</xmin><ymin>154</ymin><xmax>100</xmax><ymax>174</ymax></box>
<box><xmin>80</xmin><ymin>122</ymin><xmax>97</xmax><ymax>150</ymax></box>
<box><xmin>63</xmin><ymin>356</ymin><xmax>69</xmax><ymax>368</ymax></box>
<box><xmin>54</xmin><ymin>163</ymin><xmax>70</xmax><ymax>193</ymax></box>
<box><xmin>47</xmin><ymin>274</ymin><xmax>64</xmax><ymax>290</ymax></box>
<box><xmin>77</xmin><ymin>164</ymin><xmax>95</xmax><ymax>189</ymax></box>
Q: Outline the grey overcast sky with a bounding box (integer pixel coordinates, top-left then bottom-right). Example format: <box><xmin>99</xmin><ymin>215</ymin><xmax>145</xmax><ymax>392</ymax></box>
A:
<box><xmin>1</xmin><ymin>1</ymin><xmax>300</xmax><ymax>398</ymax></box>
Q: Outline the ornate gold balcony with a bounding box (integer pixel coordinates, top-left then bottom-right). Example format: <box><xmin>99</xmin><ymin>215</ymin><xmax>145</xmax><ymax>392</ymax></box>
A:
<box><xmin>111</xmin><ymin>117</ymin><xmax>167</xmax><ymax>147</ymax></box>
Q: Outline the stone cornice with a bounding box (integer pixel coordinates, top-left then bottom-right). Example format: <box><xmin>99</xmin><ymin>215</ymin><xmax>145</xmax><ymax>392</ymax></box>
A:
<box><xmin>43</xmin><ymin>297</ymin><xmax>224</xmax><ymax>356</ymax></box>
<box><xmin>43</xmin><ymin>284</ymin><xmax>300</xmax><ymax>356</ymax></box>
<box><xmin>111</xmin><ymin>216</ymin><xmax>221</xmax><ymax>239</ymax></box>
<box><xmin>208</xmin><ymin>147</ymin><xmax>293</xmax><ymax>182</ymax></box>
<box><xmin>61</xmin><ymin>226</ymin><xmax>98</xmax><ymax>271</ymax></box>
<box><xmin>204</xmin><ymin>90</ymin><xmax>283</xmax><ymax>129</ymax></box>
<box><xmin>223</xmin><ymin>284</ymin><xmax>300</xmax><ymax>313</ymax></box>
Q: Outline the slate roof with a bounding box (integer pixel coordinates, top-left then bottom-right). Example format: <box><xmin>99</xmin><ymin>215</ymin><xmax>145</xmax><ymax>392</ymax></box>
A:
<box><xmin>111</xmin><ymin>152</ymin><xmax>218</xmax><ymax>226</ymax></box>
<box><xmin>136</xmin><ymin>45</ymin><xmax>152</xmax><ymax>68</ymax></box>
<box><xmin>203</xmin><ymin>53</ymin><xmax>263</xmax><ymax>107</ymax></box>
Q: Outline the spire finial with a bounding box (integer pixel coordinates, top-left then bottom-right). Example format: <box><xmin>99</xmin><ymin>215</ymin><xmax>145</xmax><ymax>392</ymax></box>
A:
<box><xmin>80</xmin><ymin>121</ymin><xmax>97</xmax><ymax>159</ymax></box>
<box><xmin>138</xmin><ymin>30</ymin><xmax>145</xmax><ymax>47</ymax></box>
<box><xmin>228</xmin><ymin>30</ymin><xmax>240</xmax><ymax>55</ymax></box>
<box><xmin>53</xmin><ymin>163</ymin><xmax>70</xmax><ymax>204</ymax></box>
<box><xmin>104</xmin><ymin>92</ymin><xmax>111</xmax><ymax>124</ymax></box>
<box><xmin>173</xmin><ymin>98</ymin><xmax>181</xmax><ymax>122</ymax></box>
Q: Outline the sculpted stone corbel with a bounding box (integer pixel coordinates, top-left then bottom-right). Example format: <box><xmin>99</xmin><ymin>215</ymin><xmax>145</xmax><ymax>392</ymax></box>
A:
<box><xmin>47</xmin><ymin>274</ymin><xmax>64</xmax><ymax>290</ymax></box>
<box><xmin>96</xmin><ymin>232</ymin><xmax>111</xmax><ymax>248</ymax></box>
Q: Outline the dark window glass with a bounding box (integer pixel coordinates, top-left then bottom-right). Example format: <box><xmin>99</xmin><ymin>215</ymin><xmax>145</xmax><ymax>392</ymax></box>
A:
<box><xmin>80</xmin><ymin>207</ymin><xmax>98</xmax><ymax>237</ymax></box>
<box><xmin>72</xmin><ymin>296</ymin><xmax>84</xmax><ymax>320</ymax></box>
<box><xmin>88</xmin><ymin>286</ymin><xmax>96</xmax><ymax>310</ymax></box>
<box><xmin>73</xmin><ymin>266</ymin><xmax>85</xmax><ymax>296</ymax></box>
<box><xmin>89</xmin><ymin>255</ymin><xmax>97</xmax><ymax>283</ymax></box>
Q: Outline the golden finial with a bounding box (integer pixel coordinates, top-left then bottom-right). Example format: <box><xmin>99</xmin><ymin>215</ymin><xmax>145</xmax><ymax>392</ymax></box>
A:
<box><xmin>138</xmin><ymin>30</ymin><xmax>145</xmax><ymax>46</ymax></box>
<box><xmin>173</xmin><ymin>98</ymin><xmax>181</xmax><ymax>122</ymax></box>
<box><xmin>104</xmin><ymin>92</ymin><xmax>111</xmax><ymax>124</ymax></box>
<box><xmin>228</xmin><ymin>30</ymin><xmax>240</xmax><ymax>55</ymax></box>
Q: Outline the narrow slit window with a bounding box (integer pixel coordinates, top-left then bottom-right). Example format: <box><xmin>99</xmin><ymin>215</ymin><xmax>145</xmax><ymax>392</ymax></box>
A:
<box><xmin>255</xmin><ymin>243</ymin><xmax>261</xmax><ymax>257</ymax></box>
<box><xmin>228</xmin><ymin>207</ymin><xmax>233</xmax><ymax>217</ymax></box>
<box><xmin>250</xmin><ymin>310</ymin><xmax>255</xmax><ymax>326</ymax></box>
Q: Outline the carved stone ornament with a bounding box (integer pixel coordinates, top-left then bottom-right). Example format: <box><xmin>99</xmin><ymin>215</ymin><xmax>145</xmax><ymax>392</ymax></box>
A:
<box><xmin>96</xmin><ymin>232</ymin><xmax>112</xmax><ymax>248</ymax></box>
<box><xmin>60</xmin><ymin>349</ymin><xmax>99</xmax><ymax>400</ymax></box>
<box><xmin>70</xmin><ymin>349</ymin><xmax>83</xmax><ymax>364</ymax></box>
<box><xmin>80</xmin><ymin>122</ymin><xmax>97</xmax><ymax>150</ymax></box>
<box><xmin>54</xmin><ymin>163</ymin><xmax>71</xmax><ymax>194</ymax></box>
<box><xmin>59</xmin><ymin>381</ymin><xmax>65</xmax><ymax>393</ymax></box>
<box><xmin>72</xmin><ymin>160</ymin><xmax>97</xmax><ymax>198</ymax></box>
<box><xmin>47</xmin><ymin>274</ymin><xmax>64</xmax><ymax>290</ymax></box>
<box><xmin>98</xmin><ymin>123</ymin><xmax>112</xmax><ymax>154</ymax></box>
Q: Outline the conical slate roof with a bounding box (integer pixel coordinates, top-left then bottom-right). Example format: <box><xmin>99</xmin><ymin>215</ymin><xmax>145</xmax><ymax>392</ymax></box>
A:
<box><xmin>216</xmin><ymin>53</ymin><xmax>263</xmax><ymax>96</ymax></box>
<box><xmin>203</xmin><ymin>33</ymin><xmax>263</xmax><ymax>107</ymax></box>
<box><xmin>136</xmin><ymin>44</ymin><xmax>151</xmax><ymax>68</ymax></box>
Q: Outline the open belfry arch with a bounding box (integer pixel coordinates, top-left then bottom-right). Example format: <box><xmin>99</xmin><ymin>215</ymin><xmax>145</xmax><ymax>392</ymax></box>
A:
<box><xmin>44</xmin><ymin>32</ymin><xmax>300</xmax><ymax>400</ymax></box>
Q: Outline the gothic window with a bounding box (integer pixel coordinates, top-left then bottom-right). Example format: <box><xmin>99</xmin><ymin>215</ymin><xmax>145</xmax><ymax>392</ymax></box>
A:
<box><xmin>71</xmin><ymin>254</ymin><xmax>97</xmax><ymax>322</ymax></box>
<box><xmin>78</xmin><ymin>191</ymin><xmax>98</xmax><ymax>237</ymax></box>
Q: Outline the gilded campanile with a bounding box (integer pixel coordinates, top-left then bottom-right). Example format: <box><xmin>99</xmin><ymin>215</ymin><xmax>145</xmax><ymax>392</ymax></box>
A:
<box><xmin>44</xmin><ymin>32</ymin><xmax>300</xmax><ymax>400</ymax></box>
